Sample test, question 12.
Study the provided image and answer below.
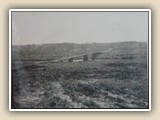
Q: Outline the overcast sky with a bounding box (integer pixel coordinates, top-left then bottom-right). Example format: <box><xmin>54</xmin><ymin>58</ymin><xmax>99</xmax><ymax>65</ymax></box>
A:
<box><xmin>12</xmin><ymin>11</ymin><xmax>148</xmax><ymax>45</ymax></box>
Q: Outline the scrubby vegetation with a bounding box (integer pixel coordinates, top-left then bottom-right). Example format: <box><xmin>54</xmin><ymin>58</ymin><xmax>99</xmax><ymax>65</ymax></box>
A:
<box><xmin>11</xmin><ymin>42</ymin><xmax>148</xmax><ymax>109</ymax></box>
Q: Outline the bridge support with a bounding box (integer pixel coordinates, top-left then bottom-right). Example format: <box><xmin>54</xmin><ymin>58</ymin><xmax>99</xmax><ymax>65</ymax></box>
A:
<box><xmin>83</xmin><ymin>55</ymin><xmax>89</xmax><ymax>61</ymax></box>
<box><xmin>68</xmin><ymin>58</ymin><xmax>73</xmax><ymax>62</ymax></box>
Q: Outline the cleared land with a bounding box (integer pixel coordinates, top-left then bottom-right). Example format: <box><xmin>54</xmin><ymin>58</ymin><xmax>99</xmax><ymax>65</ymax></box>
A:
<box><xmin>11</xmin><ymin>42</ymin><xmax>149</xmax><ymax>109</ymax></box>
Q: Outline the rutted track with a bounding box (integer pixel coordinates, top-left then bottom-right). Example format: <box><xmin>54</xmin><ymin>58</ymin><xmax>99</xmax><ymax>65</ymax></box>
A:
<box><xmin>12</xmin><ymin>58</ymin><xmax>148</xmax><ymax>108</ymax></box>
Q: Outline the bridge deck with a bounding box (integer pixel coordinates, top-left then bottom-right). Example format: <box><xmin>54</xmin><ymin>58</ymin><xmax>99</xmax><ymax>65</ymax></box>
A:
<box><xmin>54</xmin><ymin>48</ymin><xmax>112</xmax><ymax>62</ymax></box>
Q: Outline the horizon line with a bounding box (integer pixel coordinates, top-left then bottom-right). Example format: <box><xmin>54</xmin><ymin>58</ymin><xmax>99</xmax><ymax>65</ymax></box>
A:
<box><xmin>12</xmin><ymin>40</ymin><xmax>147</xmax><ymax>46</ymax></box>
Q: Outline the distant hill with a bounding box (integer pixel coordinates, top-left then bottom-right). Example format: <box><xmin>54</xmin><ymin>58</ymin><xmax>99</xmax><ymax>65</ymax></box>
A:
<box><xmin>12</xmin><ymin>41</ymin><xmax>147</xmax><ymax>60</ymax></box>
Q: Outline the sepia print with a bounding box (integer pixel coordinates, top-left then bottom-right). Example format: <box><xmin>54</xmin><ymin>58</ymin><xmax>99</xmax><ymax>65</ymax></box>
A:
<box><xmin>9</xmin><ymin>9</ymin><xmax>151</xmax><ymax>111</ymax></box>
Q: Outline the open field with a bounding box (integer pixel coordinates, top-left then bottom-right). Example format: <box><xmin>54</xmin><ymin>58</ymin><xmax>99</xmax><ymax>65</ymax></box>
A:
<box><xmin>11</xmin><ymin>42</ymin><xmax>149</xmax><ymax>109</ymax></box>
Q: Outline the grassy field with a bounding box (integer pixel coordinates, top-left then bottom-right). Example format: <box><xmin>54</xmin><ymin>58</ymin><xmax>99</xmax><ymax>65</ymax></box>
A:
<box><xmin>11</xmin><ymin>42</ymin><xmax>149</xmax><ymax>109</ymax></box>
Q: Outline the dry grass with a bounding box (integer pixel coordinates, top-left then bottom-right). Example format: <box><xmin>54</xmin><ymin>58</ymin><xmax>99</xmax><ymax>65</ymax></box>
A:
<box><xmin>11</xmin><ymin>43</ymin><xmax>148</xmax><ymax>109</ymax></box>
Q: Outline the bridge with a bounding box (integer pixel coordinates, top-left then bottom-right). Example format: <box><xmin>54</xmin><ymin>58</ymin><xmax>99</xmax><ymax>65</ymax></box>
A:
<box><xmin>52</xmin><ymin>48</ymin><xmax>112</xmax><ymax>63</ymax></box>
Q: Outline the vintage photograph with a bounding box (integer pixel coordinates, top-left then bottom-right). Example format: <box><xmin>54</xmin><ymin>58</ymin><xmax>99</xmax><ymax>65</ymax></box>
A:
<box><xmin>9</xmin><ymin>9</ymin><xmax>151</xmax><ymax>111</ymax></box>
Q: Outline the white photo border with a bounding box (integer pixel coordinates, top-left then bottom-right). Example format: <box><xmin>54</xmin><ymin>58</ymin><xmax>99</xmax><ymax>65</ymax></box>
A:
<box><xmin>9</xmin><ymin>9</ymin><xmax>151</xmax><ymax>111</ymax></box>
